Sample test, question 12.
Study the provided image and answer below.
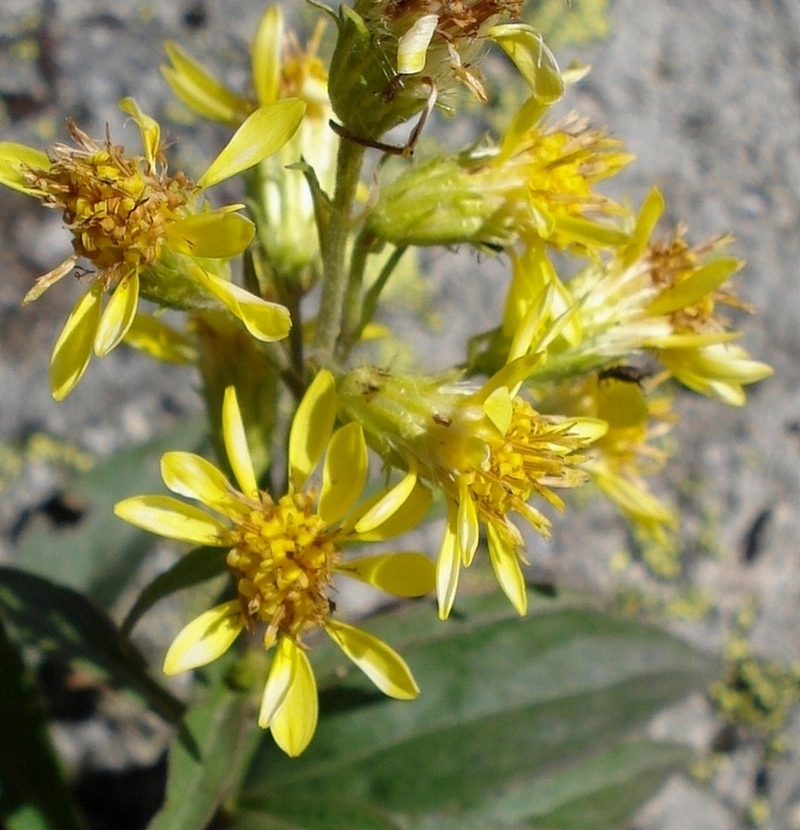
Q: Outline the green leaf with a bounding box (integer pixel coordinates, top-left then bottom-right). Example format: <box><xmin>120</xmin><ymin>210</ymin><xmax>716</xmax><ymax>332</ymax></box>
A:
<box><xmin>146</xmin><ymin>652</ymin><xmax>262</xmax><ymax>830</ymax></box>
<box><xmin>121</xmin><ymin>545</ymin><xmax>229</xmax><ymax>639</ymax></box>
<box><xmin>0</xmin><ymin>617</ymin><xmax>84</xmax><ymax>830</ymax></box>
<box><xmin>233</xmin><ymin>795</ymin><xmax>404</xmax><ymax>830</ymax></box>
<box><xmin>0</xmin><ymin>567</ymin><xmax>183</xmax><ymax>722</ymax></box>
<box><xmin>520</xmin><ymin>739</ymin><xmax>692</xmax><ymax>830</ymax></box>
<box><xmin>240</xmin><ymin>591</ymin><xmax>714</xmax><ymax>830</ymax></box>
<box><xmin>13</xmin><ymin>417</ymin><xmax>206</xmax><ymax>609</ymax></box>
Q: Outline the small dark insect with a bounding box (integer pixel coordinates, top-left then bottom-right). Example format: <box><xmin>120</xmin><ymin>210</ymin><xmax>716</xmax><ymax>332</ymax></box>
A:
<box><xmin>10</xmin><ymin>491</ymin><xmax>87</xmax><ymax>541</ymax></box>
<box><xmin>741</xmin><ymin>507</ymin><xmax>772</xmax><ymax>565</ymax></box>
<box><xmin>598</xmin><ymin>365</ymin><xmax>649</xmax><ymax>385</ymax></box>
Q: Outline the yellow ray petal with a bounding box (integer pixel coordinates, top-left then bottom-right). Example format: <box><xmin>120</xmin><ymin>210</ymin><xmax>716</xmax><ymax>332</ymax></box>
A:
<box><xmin>252</xmin><ymin>5</ymin><xmax>283</xmax><ymax>106</ymax></box>
<box><xmin>456</xmin><ymin>479</ymin><xmax>479</xmax><ymax>567</ymax></box>
<box><xmin>164</xmin><ymin>210</ymin><xmax>255</xmax><ymax>258</ymax></box>
<box><xmin>114</xmin><ymin>495</ymin><xmax>230</xmax><ymax>546</ymax></box>
<box><xmin>354</xmin><ymin>462</ymin><xmax>417</xmax><ymax>535</ymax></box>
<box><xmin>397</xmin><ymin>13</ymin><xmax>438</xmax><ymax>74</ymax></box>
<box><xmin>336</xmin><ymin>552</ymin><xmax>435</xmax><ymax>597</ymax></box>
<box><xmin>288</xmin><ymin>369</ymin><xmax>337</xmax><ymax>491</ymax></box>
<box><xmin>258</xmin><ymin>635</ymin><xmax>295</xmax><ymax>729</ymax></box>
<box><xmin>123</xmin><ymin>314</ymin><xmax>196</xmax><ymax>364</ymax></box>
<box><xmin>161</xmin><ymin>451</ymin><xmax>245</xmax><ymax>515</ymax></box>
<box><xmin>486</xmin><ymin>521</ymin><xmax>527</xmax><ymax>616</ymax></box>
<box><xmin>499</xmin><ymin>95</ymin><xmax>550</xmax><ymax>159</ymax></box>
<box><xmin>163</xmin><ymin>600</ymin><xmax>244</xmax><ymax>675</ymax></box>
<box><xmin>22</xmin><ymin>256</ymin><xmax>79</xmax><ymax>305</ymax></box>
<box><xmin>592</xmin><ymin>467</ymin><xmax>675</xmax><ymax>526</ymax></box>
<box><xmin>162</xmin><ymin>41</ymin><xmax>251</xmax><ymax>126</ymax></box>
<box><xmin>353</xmin><ymin>480</ymin><xmax>432</xmax><ymax>542</ymax></box>
<box><xmin>119</xmin><ymin>98</ymin><xmax>160</xmax><ymax>169</ymax></box>
<box><xmin>554</xmin><ymin>215</ymin><xmax>629</xmax><ymax>248</ymax></box>
<box><xmin>482</xmin><ymin>387</ymin><xmax>513</xmax><ymax>436</ymax></box>
<box><xmin>646</xmin><ymin>258</ymin><xmax>741</xmax><ymax>318</ymax></box>
<box><xmin>222</xmin><ymin>386</ymin><xmax>259</xmax><ymax>497</ymax></box>
<box><xmin>436</xmin><ymin>504</ymin><xmax>461</xmax><ymax>621</ymax></box>
<box><xmin>325</xmin><ymin>619</ymin><xmax>419</xmax><ymax>700</ymax></box>
<box><xmin>197</xmin><ymin>99</ymin><xmax>306</xmax><ymax>190</ymax></box>
<box><xmin>622</xmin><ymin>187</ymin><xmax>665</xmax><ymax>267</ymax></box>
<box><xmin>487</xmin><ymin>24</ymin><xmax>563</xmax><ymax>104</ymax></box>
<box><xmin>193</xmin><ymin>266</ymin><xmax>291</xmax><ymax>342</ymax></box>
<box><xmin>264</xmin><ymin>640</ymin><xmax>318</xmax><ymax>757</ymax></box>
<box><xmin>0</xmin><ymin>141</ymin><xmax>51</xmax><ymax>194</ymax></box>
<box><xmin>94</xmin><ymin>271</ymin><xmax>139</xmax><ymax>357</ymax></box>
<box><xmin>50</xmin><ymin>282</ymin><xmax>104</xmax><ymax>401</ymax></box>
<box><xmin>318</xmin><ymin>422</ymin><xmax>367</xmax><ymax>525</ymax></box>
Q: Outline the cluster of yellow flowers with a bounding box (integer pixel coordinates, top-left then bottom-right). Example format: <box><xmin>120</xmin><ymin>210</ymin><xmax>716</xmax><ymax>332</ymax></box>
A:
<box><xmin>0</xmin><ymin>1</ymin><xmax>770</xmax><ymax>756</ymax></box>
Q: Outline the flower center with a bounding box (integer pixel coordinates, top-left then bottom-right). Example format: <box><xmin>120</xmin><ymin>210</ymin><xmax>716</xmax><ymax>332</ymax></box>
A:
<box><xmin>226</xmin><ymin>491</ymin><xmax>339</xmax><ymax>648</ymax></box>
<box><xmin>498</xmin><ymin>123</ymin><xmax>627</xmax><ymax>224</ymax></box>
<box><xmin>384</xmin><ymin>0</ymin><xmax>522</xmax><ymax>39</ymax></box>
<box><xmin>648</xmin><ymin>232</ymin><xmax>724</xmax><ymax>331</ymax></box>
<box><xmin>465</xmin><ymin>398</ymin><xmax>587</xmax><ymax>529</ymax></box>
<box><xmin>29</xmin><ymin>121</ymin><xmax>191</xmax><ymax>286</ymax></box>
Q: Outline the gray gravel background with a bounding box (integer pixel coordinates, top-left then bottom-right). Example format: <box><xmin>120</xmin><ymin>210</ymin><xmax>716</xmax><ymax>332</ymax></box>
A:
<box><xmin>1</xmin><ymin>1</ymin><xmax>799</xmax><ymax>828</ymax></box>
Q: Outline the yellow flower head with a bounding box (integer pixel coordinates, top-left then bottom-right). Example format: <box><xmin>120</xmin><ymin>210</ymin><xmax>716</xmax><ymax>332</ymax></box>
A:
<box><xmin>0</xmin><ymin>96</ymin><xmax>305</xmax><ymax>399</ymax></box>
<box><xmin>539</xmin><ymin>188</ymin><xmax>773</xmax><ymax>405</ymax></box>
<box><xmin>163</xmin><ymin>6</ymin><xmax>335</xmax><ymax>286</ymax></box>
<box><xmin>328</xmin><ymin>0</ymin><xmax>562</xmax><ymax>143</ymax></box>
<box><xmin>339</xmin><ymin>364</ymin><xmax>605</xmax><ymax>619</ymax></box>
<box><xmin>366</xmin><ymin>111</ymin><xmax>631</xmax><ymax>252</ymax></box>
<box><xmin>538</xmin><ymin>369</ymin><xmax>678</xmax><ymax>545</ymax></box>
<box><xmin>114</xmin><ymin>370</ymin><xmax>434</xmax><ymax>756</ymax></box>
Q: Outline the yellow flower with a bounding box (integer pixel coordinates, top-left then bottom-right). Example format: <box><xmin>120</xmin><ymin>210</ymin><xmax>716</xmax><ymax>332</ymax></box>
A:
<box><xmin>114</xmin><ymin>371</ymin><xmax>434</xmax><ymax>756</ymax></box>
<box><xmin>587</xmin><ymin>189</ymin><xmax>772</xmax><ymax>403</ymax></box>
<box><xmin>340</xmin><ymin>361</ymin><xmax>605</xmax><ymax>619</ymax></box>
<box><xmin>366</xmin><ymin>109</ymin><xmax>631</xmax><ymax>252</ymax></box>
<box><xmin>163</xmin><ymin>6</ymin><xmax>335</xmax><ymax>287</ymax></box>
<box><xmin>508</xmin><ymin>188</ymin><xmax>772</xmax><ymax>405</ymax></box>
<box><xmin>538</xmin><ymin>370</ymin><xmax>678</xmax><ymax>545</ymax></box>
<box><xmin>328</xmin><ymin>0</ymin><xmax>563</xmax><ymax>145</ymax></box>
<box><xmin>0</xmin><ymin>96</ymin><xmax>305</xmax><ymax>399</ymax></box>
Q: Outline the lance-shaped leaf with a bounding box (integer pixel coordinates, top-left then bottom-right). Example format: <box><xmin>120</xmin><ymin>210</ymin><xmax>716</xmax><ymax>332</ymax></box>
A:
<box><xmin>0</xmin><ymin>617</ymin><xmax>84</xmax><ymax>830</ymax></box>
<box><xmin>239</xmin><ymin>591</ymin><xmax>716</xmax><ymax>830</ymax></box>
<box><xmin>147</xmin><ymin>652</ymin><xmax>262</xmax><ymax>830</ymax></box>
<box><xmin>0</xmin><ymin>567</ymin><xmax>183</xmax><ymax>722</ymax></box>
<box><xmin>13</xmin><ymin>416</ymin><xmax>206</xmax><ymax>609</ymax></box>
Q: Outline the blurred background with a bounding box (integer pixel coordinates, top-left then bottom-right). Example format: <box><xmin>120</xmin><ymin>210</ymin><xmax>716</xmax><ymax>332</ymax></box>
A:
<box><xmin>1</xmin><ymin>1</ymin><xmax>799</xmax><ymax>827</ymax></box>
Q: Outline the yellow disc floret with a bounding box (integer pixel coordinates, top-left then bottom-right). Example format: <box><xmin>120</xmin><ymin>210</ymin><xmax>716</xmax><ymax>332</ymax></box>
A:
<box><xmin>28</xmin><ymin>120</ymin><xmax>191</xmax><ymax>287</ymax></box>
<box><xmin>467</xmin><ymin>397</ymin><xmax>588</xmax><ymax>536</ymax></box>
<box><xmin>227</xmin><ymin>491</ymin><xmax>340</xmax><ymax>648</ymax></box>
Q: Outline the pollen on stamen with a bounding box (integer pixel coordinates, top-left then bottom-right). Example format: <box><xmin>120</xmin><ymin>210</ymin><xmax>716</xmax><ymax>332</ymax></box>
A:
<box><xmin>226</xmin><ymin>492</ymin><xmax>341</xmax><ymax>645</ymax></box>
<box><xmin>469</xmin><ymin>398</ymin><xmax>589</xmax><ymax>524</ymax></box>
<box><xmin>27</xmin><ymin>121</ymin><xmax>192</xmax><ymax>286</ymax></box>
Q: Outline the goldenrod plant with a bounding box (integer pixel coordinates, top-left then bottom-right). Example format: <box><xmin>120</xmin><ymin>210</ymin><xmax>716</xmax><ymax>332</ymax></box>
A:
<box><xmin>0</xmin><ymin>3</ymin><xmax>773</xmax><ymax>829</ymax></box>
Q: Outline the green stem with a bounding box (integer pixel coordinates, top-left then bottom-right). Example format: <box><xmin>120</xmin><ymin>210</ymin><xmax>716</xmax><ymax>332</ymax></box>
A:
<box><xmin>313</xmin><ymin>138</ymin><xmax>365</xmax><ymax>366</ymax></box>
<box><xmin>338</xmin><ymin>228</ymin><xmax>373</xmax><ymax>360</ymax></box>
<box><xmin>352</xmin><ymin>244</ymin><xmax>407</xmax><ymax>347</ymax></box>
